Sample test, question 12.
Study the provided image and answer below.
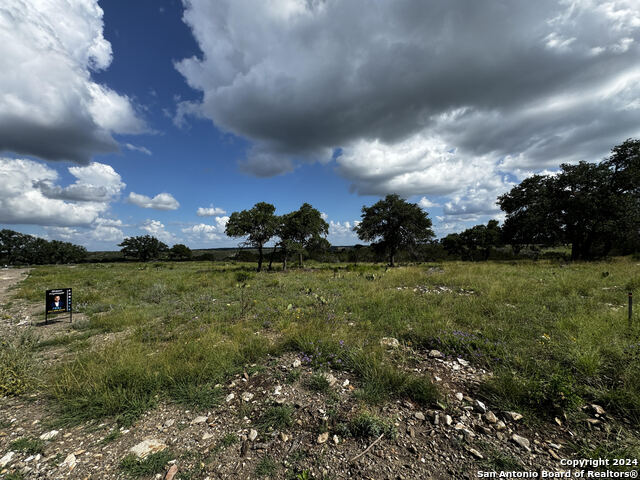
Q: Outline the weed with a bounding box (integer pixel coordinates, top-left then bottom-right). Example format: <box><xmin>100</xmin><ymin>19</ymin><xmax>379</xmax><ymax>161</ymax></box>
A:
<box><xmin>256</xmin><ymin>405</ymin><xmax>294</xmax><ymax>432</ymax></box>
<box><xmin>255</xmin><ymin>455</ymin><xmax>278</xmax><ymax>477</ymax></box>
<box><xmin>338</xmin><ymin>412</ymin><xmax>395</xmax><ymax>440</ymax></box>
<box><xmin>100</xmin><ymin>429</ymin><xmax>122</xmax><ymax>444</ymax></box>
<box><xmin>9</xmin><ymin>437</ymin><xmax>45</xmax><ymax>455</ymax></box>
<box><xmin>119</xmin><ymin>450</ymin><xmax>173</xmax><ymax>478</ymax></box>
<box><xmin>306</xmin><ymin>373</ymin><xmax>330</xmax><ymax>393</ymax></box>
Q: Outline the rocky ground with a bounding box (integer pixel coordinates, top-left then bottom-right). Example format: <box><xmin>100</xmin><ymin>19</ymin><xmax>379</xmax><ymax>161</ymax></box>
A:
<box><xmin>0</xmin><ymin>268</ymin><xmax>628</xmax><ymax>479</ymax></box>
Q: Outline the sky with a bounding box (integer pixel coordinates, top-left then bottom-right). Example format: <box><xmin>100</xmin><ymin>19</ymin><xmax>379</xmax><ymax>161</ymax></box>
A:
<box><xmin>1</xmin><ymin>0</ymin><xmax>639</xmax><ymax>250</ymax></box>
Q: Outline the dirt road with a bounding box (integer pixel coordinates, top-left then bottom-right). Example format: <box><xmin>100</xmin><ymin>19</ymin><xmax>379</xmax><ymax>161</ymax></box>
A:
<box><xmin>0</xmin><ymin>267</ymin><xmax>30</xmax><ymax>304</ymax></box>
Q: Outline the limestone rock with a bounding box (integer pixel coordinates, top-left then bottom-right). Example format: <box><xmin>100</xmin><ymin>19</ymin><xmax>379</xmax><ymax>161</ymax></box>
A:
<box><xmin>39</xmin><ymin>430</ymin><xmax>59</xmax><ymax>440</ymax></box>
<box><xmin>511</xmin><ymin>434</ymin><xmax>531</xmax><ymax>451</ymax></box>
<box><xmin>130</xmin><ymin>439</ymin><xmax>167</xmax><ymax>459</ymax></box>
<box><xmin>380</xmin><ymin>337</ymin><xmax>400</xmax><ymax>348</ymax></box>
<box><xmin>317</xmin><ymin>432</ymin><xmax>329</xmax><ymax>444</ymax></box>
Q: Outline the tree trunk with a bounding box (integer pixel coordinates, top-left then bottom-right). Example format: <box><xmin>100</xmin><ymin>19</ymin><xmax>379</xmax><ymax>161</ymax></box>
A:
<box><xmin>389</xmin><ymin>251</ymin><xmax>395</xmax><ymax>267</ymax></box>
<box><xmin>298</xmin><ymin>251</ymin><xmax>303</xmax><ymax>267</ymax></box>
<box><xmin>283</xmin><ymin>255</ymin><xmax>287</xmax><ymax>271</ymax></box>
<box><xmin>268</xmin><ymin>246</ymin><xmax>276</xmax><ymax>271</ymax></box>
<box><xmin>257</xmin><ymin>245</ymin><xmax>263</xmax><ymax>272</ymax></box>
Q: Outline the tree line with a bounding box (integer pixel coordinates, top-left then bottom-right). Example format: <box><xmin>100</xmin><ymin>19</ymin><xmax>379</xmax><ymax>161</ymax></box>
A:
<box><xmin>0</xmin><ymin>229</ymin><xmax>87</xmax><ymax>265</ymax></box>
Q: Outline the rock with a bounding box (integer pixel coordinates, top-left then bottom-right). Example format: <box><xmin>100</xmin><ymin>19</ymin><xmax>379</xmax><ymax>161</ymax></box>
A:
<box><xmin>496</xmin><ymin>420</ymin><xmax>506</xmax><ymax>431</ymax></box>
<box><xmin>225</xmin><ymin>393</ymin><xmax>235</xmax><ymax>403</ymax></box>
<box><xmin>484</xmin><ymin>411</ymin><xmax>498</xmax><ymax>424</ymax></box>
<box><xmin>0</xmin><ymin>452</ymin><xmax>14</xmax><ymax>468</ymax></box>
<box><xmin>322</xmin><ymin>373</ymin><xmax>337</xmax><ymax>387</ymax></box>
<box><xmin>475</xmin><ymin>400</ymin><xmax>487</xmax><ymax>413</ymax></box>
<box><xmin>333</xmin><ymin>435</ymin><xmax>340</xmax><ymax>445</ymax></box>
<box><xmin>292</xmin><ymin>359</ymin><xmax>301</xmax><ymax>368</ymax></box>
<box><xmin>444</xmin><ymin>415</ymin><xmax>453</xmax><ymax>426</ymax></box>
<box><xmin>191</xmin><ymin>416</ymin><xmax>208</xmax><ymax>425</ymax></box>
<box><xmin>468</xmin><ymin>448</ymin><xmax>484</xmax><ymax>459</ymax></box>
<box><xmin>279</xmin><ymin>432</ymin><xmax>289</xmax><ymax>442</ymax></box>
<box><xmin>130</xmin><ymin>439</ymin><xmax>167</xmax><ymax>459</ymax></box>
<box><xmin>428</xmin><ymin>350</ymin><xmax>444</xmax><ymax>359</ymax></box>
<box><xmin>455</xmin><ymin>392</ymin><xmax>464</xmax><ymax>402</ymax></box>
<box><xmin>457</xmin><ymin>358</ymin><xmax>469</xmax><ymax>366</ymax></box>
<box><xmin>274</xmin><ymin>386</ymin><xmax>282</xmax><ymax>395</ymax></box>
<box><xmin>591</xmin><ymin>404</ymin><xmax>605</xmax><ymax>415</ymax></box>
<box><xmin>317</xmin><ymin>432</ymin><xmax>329</xmax><ymax>444</ymax></box>
<box><xmin>202</xmin><ymin>432</ymin><xmax>214</xmax><ymax>440</ymax></box>
<box><xmin>60</xmin><ymin>453</ymin><xmax>77</xmax><ymax>471</ymax></box>
<box><xmin>414</xmin><ymin>412</ymin><xmax>425</xmax><ymax>421</ymax></box>
<box><xmin>511</xmin><ymin>434</ymin><xmax>531</xmax><ymax>451</ymax></box>
<box><xmin>248</xmin><ymin>429</ymin><xmax>258</xmax><ymax>442</ymax></box>
<box><xmin>342</xmin><ymin>379</ymin><xmax>350</xmax><ymax>387</ymax></box>
<box><xmin>164</xmin><ymin>419</ymin><xmax>175</xmax><ymax>428</ymax></box>
<box><xmin>165</xmin><ymin>464</ymin><xmax>178</xmax><ymax>480</ymax></box>
<box><xmin>39</xmin><ymin>430</ymin><xmax>59</xmax><ymax>440</ymax></box>
<box><xmin>241</xmin><ymin>392</ymin><xmax>254</xmax><ymax>402</ymax></box>
<box><xmin>380</xmin><ymin>337</ymin><xmax>400</xmax><ymax>348</ymax></box>
<box><xmin>506</xmin><ymin>411</ymin><xmax>523</xmax><ymax>421</ymax></box>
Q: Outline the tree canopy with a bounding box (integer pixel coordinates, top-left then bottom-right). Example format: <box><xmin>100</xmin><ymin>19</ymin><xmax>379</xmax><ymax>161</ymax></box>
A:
<box><xmin>498</xmin><ymin>139</ymin><xmax>640</xmax><ymax>260</ymax></box>
<box><xmin>354</xmin><ymin>194</ymin><xmax>434</xmax><ymax>266</ymax></box>
<box><xmin>0</xmin><ymin>229</ymin><xmax>87</xmax><ymax>265</ymax></box>
<box><xmin>225</xmin><ymin>202</ymin><xmax>278</xmax><ymax>271</ymax></box>
<box><xmin>119</xmin><ymin>235</ymin><xmax>168</xmax><ymax>262</ymax></box>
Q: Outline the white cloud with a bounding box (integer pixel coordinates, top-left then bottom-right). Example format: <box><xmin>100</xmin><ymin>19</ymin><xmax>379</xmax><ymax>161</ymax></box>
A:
<box><xmin>0</xmin><ymin>0</ymin><xmax>146</xmax><ymax>163</ymax></box>
<box><xmin>0</xmin><ymin>157</ymin><xmax>123</xmax><ymax>226</ymax></box>
<box><xmin>418</xmin><ymin>197</ymin><xmax>439</xmax><ymax>209</ymax></box>
<box><xmin>124</xmin><ymin>143</ymin><xmax>152</xmax><ymax>155</ymax></box>
<box><xmin>128</xmin><ymin>192</ymin><xmax>180</xmax><ymax>210</ymax></box>
<box><xmin>176</xmin><ymin>0</ymin><xmax>640</xmax><ymax>210</ymax></box>
<box><xmin>181</xmin><ymin>216</ymin><xmax>230</xmax><ymax>241</ymax></box>
<box><xmin>197</xmin><ymin>205</ymin><xmax>227</xmax><ymax>216</ymax></box>
<box><xmin>141</xmin><ymin>219</ymin><xmax>176</xmax><ymax>243</ymax></box>
<box><xmin>327</xmin><ymin>220</ymin><xmax>360</xmax><ymax>245</ymax></box>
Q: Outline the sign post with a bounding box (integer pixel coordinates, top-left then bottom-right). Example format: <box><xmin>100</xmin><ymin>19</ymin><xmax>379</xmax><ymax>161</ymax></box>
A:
<box><xmin>45</xmin><ymin>288</ymin><xmax>72</xmax><ymax>324</ymax></box>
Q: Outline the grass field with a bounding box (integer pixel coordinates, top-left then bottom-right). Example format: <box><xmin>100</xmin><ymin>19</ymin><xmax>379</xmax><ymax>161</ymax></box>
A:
<box><xmin>3</xmin><ymin>258</ymin><xmax>640</xmax><ymax>457</ymax></box>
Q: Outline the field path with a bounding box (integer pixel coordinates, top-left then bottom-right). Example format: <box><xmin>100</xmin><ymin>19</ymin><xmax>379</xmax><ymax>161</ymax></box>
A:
<box><xmin>0</xmin><ymin>267</ymin><xmax>30</xmax><ymax>304</ymax></box>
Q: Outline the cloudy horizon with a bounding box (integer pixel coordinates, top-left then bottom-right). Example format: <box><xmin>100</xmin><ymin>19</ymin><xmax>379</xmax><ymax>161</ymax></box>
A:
<box><xmin>1</xmin><ymin>0</ymin><xmax>638</xmax><ymax>250</ymax></box>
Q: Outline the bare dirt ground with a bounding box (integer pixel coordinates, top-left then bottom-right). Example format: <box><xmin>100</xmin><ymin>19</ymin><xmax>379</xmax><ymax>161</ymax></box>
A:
<box><xmin>0</xmin><ymin>269</ymin><xmax>628</xmax><ymax>479</ymax></box>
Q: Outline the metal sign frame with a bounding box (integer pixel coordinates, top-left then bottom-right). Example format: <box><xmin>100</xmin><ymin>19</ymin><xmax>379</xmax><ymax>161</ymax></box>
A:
<box><xmin>45</xmin><ymin>288</ymin><xmax>72</xmax><ymax>324</ymax></box>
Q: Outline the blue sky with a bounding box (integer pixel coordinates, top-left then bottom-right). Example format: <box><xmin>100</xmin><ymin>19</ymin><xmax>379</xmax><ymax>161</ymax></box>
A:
<box><xmin>1</xmin><ymin>0</ymin><xmax>639</xmax><ymax>250</ymax></box>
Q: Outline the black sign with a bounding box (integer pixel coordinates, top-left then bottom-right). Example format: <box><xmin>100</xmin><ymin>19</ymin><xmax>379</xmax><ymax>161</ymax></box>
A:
<box><xmin>45</xmin><ymin>288</ymin><xmax>72</xmax><ymax>323</ymax></box>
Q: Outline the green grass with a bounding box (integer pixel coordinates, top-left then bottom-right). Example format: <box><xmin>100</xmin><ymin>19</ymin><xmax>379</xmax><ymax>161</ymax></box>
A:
<box><xmin>255</xmin><ymin>455</ymin><xmax>278</xmax><ymax>477</ymax></box>
<box><xmin>9</xmin><ymin>437</ymin><xmax>45</xmax><ymax>455</ymax></box>
<box><xmin>339</xmin><ymin>411</ymin><xmax>396</xmax><ymax>440</ymax></box>
<box><xmin>119</xmin><ymin>450</ymin><xmax>173</xmax><ymax>478</ymax></box>
<box><xmin>256</xmin><ymin>405</ymin><xmax>294</xmax><ymax>432</ymax></box>
<box><xmin>306</xmin><ymin>373</ymin><xmax>330</xmax><ymax>393</ymax></box>
<box><xmin>6</xmin><ymin>257</ymin><xmax>640</xmax><ymax>446</ymax></box>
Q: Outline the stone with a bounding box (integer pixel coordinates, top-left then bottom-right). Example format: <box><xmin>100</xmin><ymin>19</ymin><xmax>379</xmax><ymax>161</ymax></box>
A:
<box><xmin>414</xmin><ymin>412</ymin><xmax>425</xmax><ymax>421</ymax></box>
<box><xmin>475</xmin><ymin>400</ymin><xmax>487</xmax><ymax>413</ymax></box>
<box><xmin>191</xmin><ymin>416</ymin><xmax>208</xmax><ymax>425</ymax></box>
<box><xmin>511</xmin><ymin>434</ymin><xmax>531</xmax><ymax>451</ymax></box>
<box><xmin>39</xmin><ymin>430</ymin><xmax>59</xmax><ymax>440</ymax></box>
<box><xmin>496</xmin><ymin>420</ymin><xmax>506</xmax><ymax>431</ymax></box>
<box><xmin>248</xmin><ymin>429</ymin><xmax>258</xmax><ymax>442</ymax></box>
<box><xmin>333</xmin><ymin>435</ymin><xmax>340</xmax><ymax>445</ymax></box>
<box><xmin>342</xmin><ymin>379</ymin><xmax>350</xmax><ymax>387</ymax></box>
<box><xmin>0</xmin><ymin>452</ymin><xmax>14</xmax><ymax>468</ymax></box>
<box><xmin>484</xmin><ymin>411</ymin><xmax>498</xmax><ymax>424</ymax></box>
<box><xmin>164</xmin><ymin>419</ymin><xmax>175</xmax><ymax>428</ymax></box>
<box><xmin>61</xmin><ymin>453</ymin><xmax>77</xmax><ymax>471</ymax></box>
<box><xmin>444</xmin><ymin>415</ymin><xmax>453</xmax><ymax>426</ymax></box>
<box><xmin>130</xmin><ymin>439</ymin><xmax>167</xmax><ymax>459</ymax></box>
<box><xmin>591</xmin><ymin>404</ymin><xmax>605</xmax><ymax>415</ymax></box>
<box><xmin>292</xmin><ymin>359</ymin><xmax>301</xmax><ymax>368</ymax></box>
<box><xmin>274</xmin><ymin>386</ymin><xmax>282</xmax><ymax>395</ymax></box>
<box><xmin>322</xmin><ymin>373</ymin><xmax>337</xmax><ymax>387</ymax></box>
<box><xmin>225</xmin><ymin>393</ymin><xmax>235</xmax><ymax>403</ymax></box>
<box><xmin>241</xmin><ymin>392</ymin><xmax>254</xmax><ymax>402</ymax></box>
<box><xmin>457</xmin><ymin>358</ymin><xmax>469</xmax><ymax>366</ymax></box>
<box><xmin>317</xmin><ymin>432</ymin><xmax>329</xmax><ymax>444</ymax></box>
<box><xmin>506</xmin><ymin>411</ymin><xmax>523</xmax><ymax>421</ymax></box>
<box><xmin>468</xmin><ymin>448</ymin><xmax>484</xmax><ymax>460</ymax></box>
<box><xmin>279</xmin><ymin>432</ymin><xmax>289</xmax><ymax>442</ymax></box>
<box><xmin>380</xmin><ymin>337</ymin><xmax>400</xmax><ymax>348</ymax></box>
<box><xmin>165</xmin><ymin>464</ymin><xmax>178</xmax><ymax>480</ymax></box>
<box><xmin>428</xmin><ymin>350</ymin><xmax>444</xmax><ymax>359</ymax></box>
<box><xmin>202</xmin><ymin>432</ymin><xmax>214</xmax><ymax>440</ymax></box>
<box><xmin>455</xmin><ymin>392</ymin><xmax>464</xmax><ymax>402</ymax></box>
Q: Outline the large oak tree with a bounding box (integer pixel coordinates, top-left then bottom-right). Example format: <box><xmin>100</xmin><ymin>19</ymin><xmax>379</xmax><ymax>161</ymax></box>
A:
<box><xmin>225</xmin><ymin>202</ymin><xmax>278</xmax><ymax>272</ymax></box>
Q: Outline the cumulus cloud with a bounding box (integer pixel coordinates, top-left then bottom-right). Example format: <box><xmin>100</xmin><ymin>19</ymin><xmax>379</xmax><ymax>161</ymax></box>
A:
<box><xmin>128</xmin><ymin>192</ymin><xmax>180</xmax><ymax>210</ymax></box>
<box><xmin>0</xmin><ymin>0</ymin><xmax>146</xmax><ymax>163</ymax></box>
<box><xmin>418</xmin><ymin>197</ymin><xmax>439</xmax><ymax>209</ymax></box>
<box><xmin>141</xmin><ymin>219</ymin><xmax>176</xmax><ymax>243</ymax></box>
<box><xmin>197</xmin><ymin>205</ymin><xmax>227</xmax><ymax>216</ymax></box>
<box><xmin>176</xmin><ymin>0</ymin><xmax>640</xmax><ymax>215</ymax></box>
<box><xmin>327</xmin><ymin>220</ymin><xmax>360</xmax><ymax>245</ymax></box>
<box><xmin>181</xmin><ymin>216</ymin><xmax>229</xmax><ymax>241</ymax></box>
<box><xmin>0</xmin><ymin>158</ymin><xmax>124</xmax><ymax>226</ymax></box>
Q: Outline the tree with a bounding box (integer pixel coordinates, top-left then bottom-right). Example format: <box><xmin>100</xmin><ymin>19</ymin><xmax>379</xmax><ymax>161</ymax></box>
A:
<box><xmin>354</xmin><ymin>194</ymin><xmax>434</xmax><ymax>266</ymax></box>
<box><xmin>284</xmin><ymin>203</ymin><xmax>329</xmax><ymax>267</ymax></box>
<box><xmin>169</xmin><ymin>244</ymin><xmax>192</xmax><ymax>261</ymax></box>
<box><xmin>225</xmin><ymin>202</ymin><xmax>278</xmax><ymax>272</ymax></box>
<box><xmin>0</xmin><ymin>229</ymin><xmax>86</xmax><ymax>265</ymax></box>
<box><xmin>498</xmin><ymin>139</ymin><xmax>640</xmax><ymax>260</ymax></box>
<box><xmin>119</xmin><ymin>235</ymin><xmax>168</xmax><ymax>262</ymax></box>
